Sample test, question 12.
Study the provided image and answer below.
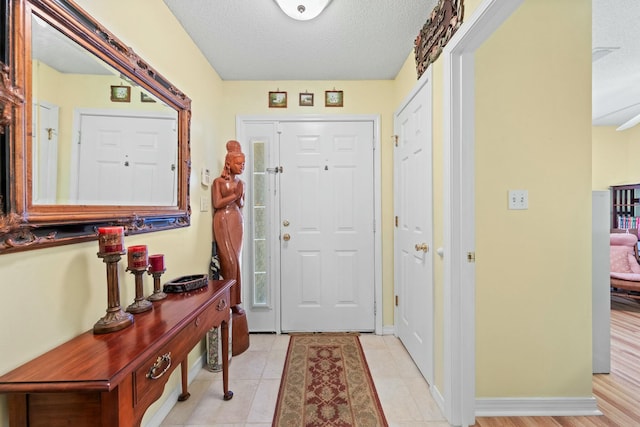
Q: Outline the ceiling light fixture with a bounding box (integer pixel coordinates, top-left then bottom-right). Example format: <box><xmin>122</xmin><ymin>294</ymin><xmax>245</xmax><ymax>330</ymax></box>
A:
<box><xmin>273</xmin><ymin>0</ymin><xmax>332</xmax><ymax>21</ymax></box>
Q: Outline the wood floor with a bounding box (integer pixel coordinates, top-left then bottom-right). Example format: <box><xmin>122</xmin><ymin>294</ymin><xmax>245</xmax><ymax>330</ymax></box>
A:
<box><xmin>473</xmin><ymin>296</ymin><xmax>640</xmax><ymax>427</ymax></box>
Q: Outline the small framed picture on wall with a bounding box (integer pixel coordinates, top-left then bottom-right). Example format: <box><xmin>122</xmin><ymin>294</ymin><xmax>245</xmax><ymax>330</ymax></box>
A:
<box><xmin>140</xmin><ymin>92</ymin><xmax>156</xmax><ymax>103</ymax></box>
<box><xmin>269</xmin><ymin>91</ymin><xmax>287</xmax><ymax>108</ymax></box>
<box><xmin>299</xmin><ymin>92</ymin><xmax>314</xmax><ymax>106</ymax></box>
<box><xmin>110</xmin><ymin>85</ymin><xmax>131</xmax><ymax>102</ymax></box>
<box><xmin>325</xmin><ymin>90</ymin><xmax>343</xmax><ymax>107</ymax></box>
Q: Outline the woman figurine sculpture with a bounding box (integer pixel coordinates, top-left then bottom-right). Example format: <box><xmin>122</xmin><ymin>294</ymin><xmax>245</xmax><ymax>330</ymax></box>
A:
<box><xmin>212</xmin><ymin>140</ymin><xmax>250</xmax><ymax>355</ymax></box>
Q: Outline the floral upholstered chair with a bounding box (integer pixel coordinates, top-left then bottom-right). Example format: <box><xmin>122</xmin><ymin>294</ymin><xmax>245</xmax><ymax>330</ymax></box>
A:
<box><xmin>610</xmin><ymin>232</ymin><xmax>640</xmax><ymax>299</ymax></box>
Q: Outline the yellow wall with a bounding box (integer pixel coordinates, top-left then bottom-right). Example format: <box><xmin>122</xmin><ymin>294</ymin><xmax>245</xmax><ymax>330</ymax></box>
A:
<box><xmin>475</xmin><ymin>0</ymin><xmax>592</xmax><ymax>397</ymax></box>
<box><xmin>0</xmin><ymin>0</ymin><xmax>597</xmax><ymax>424</ymax></box>
<box><xmin>0</xmin><ymin>1</ymin><xmax>408</xmax><ymax>424</ymax></box>
<box><xmin>0</xmin><ymin>0</ymin><xmax>224</xmax><ymax>425</ymax></box>
<box><xmin>593</xmin><ymin>125</ymin><xmax>640</xmax><ymax>189</ymax></box>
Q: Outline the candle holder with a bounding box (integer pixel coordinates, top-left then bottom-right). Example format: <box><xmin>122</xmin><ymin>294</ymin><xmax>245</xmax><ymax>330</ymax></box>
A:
<box><xmin>93</xmin><ymin>251</ymin><xmax>134</xmax><ymax>334</ymax></box>
<box><xmin>126</xmin><ymin>266</ymin><xmax>153</xmax><ymax>314</ymax></box>
<box><xmin>147</xmin><ymin>268</ymin><xmax>167</xmax><ymax>301</ymax></box>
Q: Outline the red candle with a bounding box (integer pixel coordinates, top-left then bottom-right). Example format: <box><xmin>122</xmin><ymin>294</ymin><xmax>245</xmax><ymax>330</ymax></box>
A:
<box><xmin>149</xmin><ymin>254</ymin><xmax>165</xmax><ymax>273</ymax></box>
<box><xmin>98</xmin><ymin>226</ymin><xmax>124</xmax><ymax>254</ymax></box>
<box><xmin>127</xmin><ymin>245</ymin><xmax>148</xmax><ymax>269</ymax></box>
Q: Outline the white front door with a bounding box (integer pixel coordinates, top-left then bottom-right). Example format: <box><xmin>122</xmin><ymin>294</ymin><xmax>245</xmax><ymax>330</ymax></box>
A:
<box><xmin>75</xmin><ymin>112</ymin><xmax>177</xmax><ymax>205</ymax></box>
<box><xmin>394</xmin><ymin>70</ymin><xmax>434</xmax><ymax>384</ymax></box>
<box><xmin>279</xmin><ymin>120</ymin><xmax>375</xmax><ymax>332</ymax></box>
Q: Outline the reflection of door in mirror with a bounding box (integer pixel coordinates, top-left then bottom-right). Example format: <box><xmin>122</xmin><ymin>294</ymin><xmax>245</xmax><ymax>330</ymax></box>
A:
<box><xmin>0</xmin><ymin>0</ymin><xmax>192</xmax><ymax>254</ymax></box>
<box><xmin>32</xmin><ymin>101</ymin><xmax>59</xmax><ymax>204</ymax></box>
<box><xmin>71</xmin><ymin>112</ymin><xmax>177</xmax><ymax>206</ymax></box>
<box><xmin>31</xmin><ymin>14</ymin><xmax>179</xmax><ymax>207</ymax></box>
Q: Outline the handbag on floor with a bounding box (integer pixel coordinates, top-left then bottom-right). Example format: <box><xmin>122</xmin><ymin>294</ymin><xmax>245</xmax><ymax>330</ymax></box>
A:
<box><xmin>209</xmin><ymin>240</ymin><xmax>221</xmax><ymax>280</ymax></box>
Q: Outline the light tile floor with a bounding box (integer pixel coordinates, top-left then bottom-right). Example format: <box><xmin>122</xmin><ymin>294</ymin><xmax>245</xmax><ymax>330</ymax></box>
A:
<box><xmin>160</xmin><ymin>333</ymin><xmax>450</xmax><ymax>427</ymax></box>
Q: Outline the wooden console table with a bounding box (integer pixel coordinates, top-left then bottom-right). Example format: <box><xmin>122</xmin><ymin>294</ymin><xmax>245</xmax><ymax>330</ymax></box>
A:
<box><xmin>0</xmin><ymin>279</ymin><xmax>235</xmax><ymax>427</ymax></box>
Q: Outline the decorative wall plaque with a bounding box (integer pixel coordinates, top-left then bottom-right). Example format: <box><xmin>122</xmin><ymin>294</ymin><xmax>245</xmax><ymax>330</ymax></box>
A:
<box><xmin>414</xmin><ymin>0</ymin><xmax>464</xmax><ymax>79</ymax></box>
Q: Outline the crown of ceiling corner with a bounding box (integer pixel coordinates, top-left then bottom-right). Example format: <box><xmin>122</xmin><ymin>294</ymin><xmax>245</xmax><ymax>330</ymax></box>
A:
<box><xmin>273</xmin><ymin>0</ymin><xmax>333</xmax><ymax>21</ymax></box>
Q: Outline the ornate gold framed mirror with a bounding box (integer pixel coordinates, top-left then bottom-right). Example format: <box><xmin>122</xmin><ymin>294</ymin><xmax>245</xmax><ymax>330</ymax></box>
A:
<box><xmin>0</xmin><ymin>0</ymin><xmax>192</xmax><ymax>254</ymax></box>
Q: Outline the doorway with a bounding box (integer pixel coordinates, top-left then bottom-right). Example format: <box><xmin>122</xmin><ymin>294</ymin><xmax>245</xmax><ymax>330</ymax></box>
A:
<box><xmin>238</xmin><ymin>116</ymin><xmax>383</xmax><ymax>334</ymax></box>
<box><xmin>442</xmin><ymin>1</ymin><xmax>525</xmax><ymax>424</ymax></box>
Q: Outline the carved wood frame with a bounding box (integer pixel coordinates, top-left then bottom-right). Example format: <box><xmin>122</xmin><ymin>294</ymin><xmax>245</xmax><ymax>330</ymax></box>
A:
<box><xmin>0</xmin><ymin>0</ymin><xmax>192</xmax><ymax>254</ymax></box>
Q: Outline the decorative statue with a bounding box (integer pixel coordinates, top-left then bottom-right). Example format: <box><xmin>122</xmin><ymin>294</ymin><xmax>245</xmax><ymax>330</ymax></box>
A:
<box><xmin>212</xmin><ymin>140</ymin><xmax>250</xmax><ymax>355</ymax></box>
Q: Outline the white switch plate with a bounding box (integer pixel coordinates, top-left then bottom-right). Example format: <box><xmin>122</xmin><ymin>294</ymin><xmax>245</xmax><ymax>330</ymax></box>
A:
<box><xmin>508</xmin><ymin>190</ymin><xmax>528</xmax><ymax>210</ymax></box>
<box><xmin>200</xmin><ymin>196</ymin><xmax>209</xmax><ymax>212</ymax></box>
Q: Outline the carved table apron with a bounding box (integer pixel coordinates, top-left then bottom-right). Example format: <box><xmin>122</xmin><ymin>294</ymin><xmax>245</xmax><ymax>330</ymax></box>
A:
<box><xmin>0</xmin><ymin>279</ymin><xmax>234</xmax><ymax>427</ymax></box>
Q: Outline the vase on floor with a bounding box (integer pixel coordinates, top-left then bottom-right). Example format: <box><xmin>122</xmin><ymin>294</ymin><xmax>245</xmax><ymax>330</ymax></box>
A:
<box><xmin>205</xmin><ymin>316</ymin><xmax>232</xmax><ymax>372</ymax></box>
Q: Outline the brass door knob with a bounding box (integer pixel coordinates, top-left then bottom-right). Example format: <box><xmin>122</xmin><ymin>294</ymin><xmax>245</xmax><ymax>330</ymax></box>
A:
<box><xmin>415</xmin><ymin>243</ymin><xmax>429</xmax><ymax>252</ymax></box>
<box><xmin>283</xmin><ymin>233</ymin><xmax>291</xmax><ymax>241</ymax></box>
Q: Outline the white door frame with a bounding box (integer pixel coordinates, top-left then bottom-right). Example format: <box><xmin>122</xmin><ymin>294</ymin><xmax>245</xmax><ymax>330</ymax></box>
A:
<box><xmin>442</xmin><ymin>1</ymin><xmax>524</xmax><ymax>425</ymax></box>
<box><xmin>236</xmin><ymin>114</ymin><xmax>383</xmax><ymax>335</ymax></box>
<box><xmin>592</xmin><ymin>190</ymin><xmax>610</xmax><ymax>374</ymax></box>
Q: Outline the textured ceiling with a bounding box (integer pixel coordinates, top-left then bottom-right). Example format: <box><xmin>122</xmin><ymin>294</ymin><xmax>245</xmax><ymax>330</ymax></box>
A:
<box><xmin>162</xmin><ymin>0</ymin><xmax>638</xmax><ymax>128</ymax></box>
<box><xmin>592</xmin><ymin>0</ymin><xmax>640</xmax><ymax>127</ymax></box>
<box><xmin>162</xmin><ymin>0</ymin><xmax>438</xmax><ymax>81</ymax></box>
<box><xmin>34</xmin><ymin>1</ymin><xmax>635</xmax><ymax>128</ymax></box>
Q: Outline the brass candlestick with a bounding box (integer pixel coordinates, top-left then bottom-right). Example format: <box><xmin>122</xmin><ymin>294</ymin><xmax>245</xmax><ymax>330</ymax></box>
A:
<box><xmin>94</xmin><ymin>251</ymin><xmax>134</xmax><ymax>334</ymax></box>
<box><xmin>126</xmin><ymin>266</ymin><xmax>153</xmax><ymax>313</ymax></box>
<box><xmin>147</xmin><ymin>269</ymin><xmax>167</xmax><ymax>301</ymax></box>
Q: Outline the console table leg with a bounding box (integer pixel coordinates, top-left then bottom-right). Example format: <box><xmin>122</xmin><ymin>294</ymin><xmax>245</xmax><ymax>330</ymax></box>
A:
<box><xmin>177</xmin><ymin>360</ymin><xmax>190</xmax><ymax>401</ymax></box>
<box><xmin>222</xmin><ymin>319</ymin><xmax>233</xmax><ymax>401</ymax></box>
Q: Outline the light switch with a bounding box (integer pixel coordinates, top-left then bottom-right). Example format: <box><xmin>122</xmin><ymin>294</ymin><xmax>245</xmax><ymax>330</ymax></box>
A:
<box><xmin>200</xmin><ymin>196</ymin><xmax>209</xmax><ymax>212</ymax></box>
<box><xmin>508</xmin><ymin>190</ymin><xmax>528</xmax><ymax>210</ymax></box>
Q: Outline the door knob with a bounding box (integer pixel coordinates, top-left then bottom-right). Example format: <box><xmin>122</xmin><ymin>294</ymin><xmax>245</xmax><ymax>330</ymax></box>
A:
<box><xmin>282</xmin><ymin>233</ymin><xmax>291</xmax><ymax>241</ymax></box>
<box><xmin>415</xmin><ymin>243</ymin><xmax>429</xmax><ymax>252</ymax></box>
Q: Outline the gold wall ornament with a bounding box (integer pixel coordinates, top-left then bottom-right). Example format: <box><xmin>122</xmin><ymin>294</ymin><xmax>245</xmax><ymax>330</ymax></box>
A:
<box><xmin>414</xmin><ymin>0</ymin><xmax>464</xmax><ymax>79</ymax></box>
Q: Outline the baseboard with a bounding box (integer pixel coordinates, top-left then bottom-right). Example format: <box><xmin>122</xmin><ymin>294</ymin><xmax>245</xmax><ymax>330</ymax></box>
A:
<box><xmin>144</xmin><ymin>353</ymin><xmax>205</xmax><ymax>427</ymax></box>
<box><xmin>382</xmin><ymin>325</ymin><xmax>395</xmax><ymax>335</ymax></box>
<box><xmin>431</xmin><ymin>384</ymin><xmax>446</xmax><ymax>415</ymax></box>
<box><xmin>475</xmin><ymin>396</ymin><xmax>602</xmax><ymax>417</ymax></box>
<box><xmin>405</xmin><ymin>385</ymin><xmax>601</xmax><ymax>423</ymax></box>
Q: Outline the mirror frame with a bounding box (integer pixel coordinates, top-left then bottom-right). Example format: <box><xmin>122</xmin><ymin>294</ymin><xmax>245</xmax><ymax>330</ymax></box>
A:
<box><xmin>0</xmin><ymin>0</ymin><xmax>192</xmax><ymax>254</ymax></box>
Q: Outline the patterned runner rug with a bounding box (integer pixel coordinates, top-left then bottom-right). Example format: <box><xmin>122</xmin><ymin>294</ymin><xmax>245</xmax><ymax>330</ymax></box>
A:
<box><xmin>273</xmin><ymin>333</ymin><xmax>388</xmax><ymax>426</ymax></box>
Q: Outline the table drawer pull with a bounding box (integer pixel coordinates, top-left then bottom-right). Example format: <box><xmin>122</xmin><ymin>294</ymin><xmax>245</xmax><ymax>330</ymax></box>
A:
<box><xmin>216</xmin><ymin>298</ymin><xmax>227</xmax><ymax>311</ymax></box>
<box><xmin>147</xmin><ymin>352</ymin><xmax>172</xmax><ymax>380</ymax></box>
